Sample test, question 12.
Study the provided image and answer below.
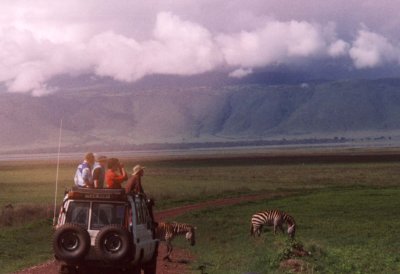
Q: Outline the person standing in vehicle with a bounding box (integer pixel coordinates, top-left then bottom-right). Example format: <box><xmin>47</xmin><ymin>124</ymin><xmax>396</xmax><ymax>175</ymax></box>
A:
<box><xmin>105</xmin><ymin>158</ymin><xmax>128</xmax><ymax>189</ymax></box>
<box><xmin>92</xmin><ymin>155</ymin><xmax>107</xmax><ymax>188</ymax></box>
<box><xmin>125</xmin><ymin>164</ymin><xmax>155</xmax><ymax>222</ymax></box>
<box><xmin>125</xmin><ymin>165</ymin><xmax>145</xmax><ymax>194</ymax></box>
<box><xmin>74</xmin><ymin>152</ymin><xmax>95</xmax><ymax>188</ymax></box>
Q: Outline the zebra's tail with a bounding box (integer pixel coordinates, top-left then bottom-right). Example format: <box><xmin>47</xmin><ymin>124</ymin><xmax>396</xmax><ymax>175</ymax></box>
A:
<box><xmin>250</xmin><ymin>223</ymin><xmax>254</xmax><ymax>236</ymax></box>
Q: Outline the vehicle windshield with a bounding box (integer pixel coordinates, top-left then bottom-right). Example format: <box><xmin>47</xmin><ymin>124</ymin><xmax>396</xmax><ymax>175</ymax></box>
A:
<box><xmin>90</xmin><ymin>202</ymin><xmax>126</xmax><ymax>230</ymax></box>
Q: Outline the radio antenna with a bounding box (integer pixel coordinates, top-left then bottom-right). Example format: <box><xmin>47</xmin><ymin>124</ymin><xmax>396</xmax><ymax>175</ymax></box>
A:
<box><xmin>53</xmin><ymin>119</ymin><xmax>63</xmax><ymax>226</ymax></box>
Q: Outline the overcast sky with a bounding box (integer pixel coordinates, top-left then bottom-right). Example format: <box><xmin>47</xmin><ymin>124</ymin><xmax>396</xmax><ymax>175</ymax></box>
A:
<box><xmin>1</xmin><ymin>0</ymin><xmax>400</xmax><ymax>95</ymax></box>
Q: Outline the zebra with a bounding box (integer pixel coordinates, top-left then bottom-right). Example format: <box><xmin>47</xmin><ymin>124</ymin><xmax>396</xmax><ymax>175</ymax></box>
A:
<box><xmin>155</xmin><ymin>222</ymin><xmax>196</xmax><ymax>261</ymax></box>
<box><xmin>250</xmin><ymin>210</ymin><xmax>296</xmax><ymax>239</ymax></box>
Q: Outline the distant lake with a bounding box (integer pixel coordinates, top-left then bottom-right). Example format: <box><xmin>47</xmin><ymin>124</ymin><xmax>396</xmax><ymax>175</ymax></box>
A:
<box><xmin>1</xmin><ymin>140</ymin><xmax>398</xmax><ymax>162</ymax></box>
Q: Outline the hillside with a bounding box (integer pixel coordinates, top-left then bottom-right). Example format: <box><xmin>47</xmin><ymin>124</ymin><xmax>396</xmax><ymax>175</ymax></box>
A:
<box><xmin>1</xmin><ymin>78</ymin><xmax>400</xmax><ymax>153</ymax></box>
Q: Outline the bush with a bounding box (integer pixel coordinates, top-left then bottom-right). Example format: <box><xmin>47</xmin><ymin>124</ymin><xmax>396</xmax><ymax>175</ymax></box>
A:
<box><xmin>0</xmin><ymin>204</ymin><xmax>53</xmax><ymax>227</ymax></box>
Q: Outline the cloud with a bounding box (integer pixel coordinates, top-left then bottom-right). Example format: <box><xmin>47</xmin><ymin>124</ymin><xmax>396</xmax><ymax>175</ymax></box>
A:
<box><xmin>229</xmin><ymin>68</ymin><xmax>253</xmax><ymax>78</ymax></box>
<box><xmin>88</xmin><ymin>12</ymin><xmax>224</xmax><ymax>82</ymax></box>
<box><xmin>0</xmin><ymin>26</ymin><xmax>92</xmax><ymax>94</ymax></box>
<box><xmin>0</xmin><ymin>13</ymin><xmax>360</xmax><ymax>95</ymax></box>
<box><xmin>87</xmin><ymin>16</ymin><xmax>349</xmax><ymax>84</ymax></box>
<box><xmin>88</xmin><ymin>32</ymin><xmax>144</xmax><ymax>82</ymax></box>
<box><xmin>1</xmin><ymin>1</ymin><xmax>400</xmax><ymax>95</ymax></box>
<box><xmin>146</xmin><ymin>12</ymin><xmax>223</xmax><ymax>75</ymax></box>
<box><xmin>328</xmin><ymin>40</ymin><xmax>350</xmax><ymax>57</ymax></box>
<box><xmin>0</xmin><ymin>1</ymin><xmax>142</xmax><ymax>94</ymax></box>
<box><xmin>0</xmin><ymin>11</ymin><xmax>225</xmax><ymax>94</ymax></box>
<box><xmin>349</xmin><ymin>30</ymin><xmax>400</xmax><ymax>68</ymax></box>
<box><xmin>216</xmin><ymin>20</ymin><xmax>330</xmax><ymax>68</ymax></box>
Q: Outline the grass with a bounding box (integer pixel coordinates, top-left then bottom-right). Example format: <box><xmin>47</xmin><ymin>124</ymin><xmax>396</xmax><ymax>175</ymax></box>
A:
<box><xmin>1</xmin><ymin>157</ymin><xmax>400</xmax><ymax>208</ymax></box>
<box><xmin>1</xmin><ymin>152</ymin><xmax>400</xmax><ymax>273</ymax></box>
<box><xmin>0</xmin><ymin>219</ymin><xmax>53</xmax><ymax>274</ymax></box>
<box><xmin>173</xmin><ymin>187</ymin><xmax>400</xmax><ymax>273</ymax></box>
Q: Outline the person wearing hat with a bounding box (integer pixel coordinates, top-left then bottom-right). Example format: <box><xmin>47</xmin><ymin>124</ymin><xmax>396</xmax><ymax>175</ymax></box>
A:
<box><xmin>126</xmin><ymin>164</ymin><xmax>156</xmax><ymax>222</ymax></box>
<box><xmin>125</xmin><ymin>165</ymin><xmax>145</xmax><ymax>194</ymax></box>
<box><xmin>92</xmin><ymin>155</ymin><xmax>107</xmax><ymax>188</ymax></box>
<box><xmin>74</xmin><ymin>152</ymin><xmax>95</xmax><ymax>188</ymax></box>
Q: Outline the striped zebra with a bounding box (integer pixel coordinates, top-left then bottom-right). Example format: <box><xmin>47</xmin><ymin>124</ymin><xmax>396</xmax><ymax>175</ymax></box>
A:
<box><xmin>250</xmin><ymin>210</ymin><xmax>296</xmax><ymax>239</ymax></box>
<box><xmin>156</xmin><ymin>222</ymin><xmax>196</xmax><ymax>261</ymax></box>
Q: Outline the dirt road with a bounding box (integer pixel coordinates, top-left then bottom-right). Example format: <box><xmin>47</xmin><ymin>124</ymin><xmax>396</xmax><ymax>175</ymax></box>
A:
<box><xmin>13</xmin><ymin>192</ymin><xmax>287</xmax><ymax>274</ymax></box>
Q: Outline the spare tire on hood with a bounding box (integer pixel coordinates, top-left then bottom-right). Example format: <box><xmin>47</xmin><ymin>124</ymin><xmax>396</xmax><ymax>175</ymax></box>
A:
<box><xmin>94</xmin><ymin>224</ymin><xmax>132</xmax><ymax>263</ymax></box>
<box><xmin>53</xmin><ymin>223</ymin><xmax>90</xmax><ymax>263</ymax></box>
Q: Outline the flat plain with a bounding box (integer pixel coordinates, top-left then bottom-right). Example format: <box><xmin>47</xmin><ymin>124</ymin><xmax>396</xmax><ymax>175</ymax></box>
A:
<box><xmin>1</xmin><ymin>148</ymin><xmax>400</xmax><ymax>273</ymax></box>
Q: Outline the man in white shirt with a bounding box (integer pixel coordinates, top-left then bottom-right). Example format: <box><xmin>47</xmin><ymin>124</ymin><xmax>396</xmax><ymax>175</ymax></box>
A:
<box><xmin>74</xmin><ymin>152</ymin><xmax>95</xmax><ymax>188</ymax></box>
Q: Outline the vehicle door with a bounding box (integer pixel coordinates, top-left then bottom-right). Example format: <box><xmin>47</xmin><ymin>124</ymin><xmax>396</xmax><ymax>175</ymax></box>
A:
<box><xmin>133</xmin><ymin>196</ymin><xmax>157</xmax><ymax>262</ymax></box>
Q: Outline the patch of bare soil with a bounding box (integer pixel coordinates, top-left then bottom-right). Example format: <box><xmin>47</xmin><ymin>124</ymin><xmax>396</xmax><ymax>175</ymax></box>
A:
<box><xmin>153</xmin><ymin>192</ymin><xmax>292</xmax><ymax>221</ymax></box>
<box><xmin>12</xmin><ymin>260</ymin><xmax>59</xmax><ymax>274</ymax></box>
<box><xmin>157</xmin><ymin>248</ymin><xmax>194</xmax><ymax>274</ymax></box>
<box><xmin>14</xmin><ymin>192</ymin><xmax>291</xmax><ymax>274</ymax></box>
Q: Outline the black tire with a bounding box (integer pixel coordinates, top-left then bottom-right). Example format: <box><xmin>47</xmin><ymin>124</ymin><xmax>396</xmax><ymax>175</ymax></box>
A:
<box><xmin>53</xmin><ymin>223</ymin><xmax>90</xmax><ymax>263</ymax></box>
<box><xmin>95</xmin><ymin>225</ymin><xmax>132</xmax><ymax>263</ymax></box>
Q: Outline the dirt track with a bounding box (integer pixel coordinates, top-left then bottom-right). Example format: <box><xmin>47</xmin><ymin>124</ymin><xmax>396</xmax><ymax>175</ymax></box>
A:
<box><xmin>13</xmin><ymin>192</ymin><xmax>288</xmax><ymax>274</ymax></box>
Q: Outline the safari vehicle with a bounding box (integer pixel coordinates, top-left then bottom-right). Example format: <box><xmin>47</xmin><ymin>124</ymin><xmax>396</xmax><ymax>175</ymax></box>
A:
<box><xmin>53</xmin><ymin>187</ymin><xmax>158</xmax><ymax>274</ymax></box>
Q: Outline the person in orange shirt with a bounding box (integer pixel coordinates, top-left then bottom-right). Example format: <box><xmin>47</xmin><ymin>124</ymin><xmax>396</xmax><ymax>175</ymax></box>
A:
<box><xmin>105</xmin><ymin>158</ymin><xmax>128</xmax><ymax>189</ymax></box>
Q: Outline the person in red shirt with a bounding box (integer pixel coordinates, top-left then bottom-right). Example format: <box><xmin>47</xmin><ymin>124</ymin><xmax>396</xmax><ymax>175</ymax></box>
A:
<box><xmin>105</xmin><ymin>158</ymin><xmax>127</xmax><ymax>189</ymax></box>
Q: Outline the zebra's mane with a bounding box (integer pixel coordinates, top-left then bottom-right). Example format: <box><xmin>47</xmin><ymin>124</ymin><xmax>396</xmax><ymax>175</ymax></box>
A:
<box><xmin>283</xmin><ymin>213</ymin><xmax>296</xmax><ymax>226</ymax></box>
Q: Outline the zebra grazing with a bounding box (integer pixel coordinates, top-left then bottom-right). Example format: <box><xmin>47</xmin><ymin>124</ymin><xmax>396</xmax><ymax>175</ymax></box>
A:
<box><xmin>156</xmin><ymin>222</ymin><xmax>196</xmax><ymax>261</ymax></box>
<box><xmin>250</xmin><ymin>210</ymin><xmax>296</xmax><ymax>239</ymax></box>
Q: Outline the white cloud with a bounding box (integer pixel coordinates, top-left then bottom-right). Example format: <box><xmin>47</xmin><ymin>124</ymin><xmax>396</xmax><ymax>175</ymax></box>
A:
<box><xmin>349</xmin><ymin>30</ymin><xmax>400</xmax><ymax>68</ymax></box>
<box><xmin>217</xmin><ymin>20</ymin><xmax>331</xmax><ymax>68</ymax></box>
<box><xmin>88</xmin><ymin>32</ymin><xmax>143</xmax><ymax>82</ymax></box>
<box><xmin>87</xmin><ymin>12</ymin><xmax>224</xmax><ymax>83</ymax></box>
<box><xmin>0</xmin><ymin>11</ymin><xmax>226</xmax><ymax>94</ymax></box>
<box><xmin>328</xmin><ymin>40</ymin><xmax>350</xmax><ymax>57</ymax></box>
<box><xmin>0</xmin><ymin>27</ymin><xmax>91</xmax><ymax>94</ymax></box>
<box><xmin>149</xmin><ymin>12</ymin><xmax>224</xmax><ymax>75</ymax></box>
<box><xmin>0</xmin><ymin>14</ymin><xmax>352</xmax><ymax>95</ymax></box>
<box><xmin>1</xmin><ymin>1</ymin><xmax>400</xmax><ymax>95</ymax></box>
<box><xmin>229</xmin><ymin>68</ymin><xmax>253</xmax><ymax>78</ymax></box>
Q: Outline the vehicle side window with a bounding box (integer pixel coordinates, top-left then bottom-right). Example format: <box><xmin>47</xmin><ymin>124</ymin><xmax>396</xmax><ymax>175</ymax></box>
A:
<box><xmin>135</xmin><ymin>199</ymin><xmax>146</xmax><ymax>224</ymax></box>
<box><xmin>141</xmin><ymin>199</ymin><xmax>150</xmax><ymax>222</ymax></box>
<box><xmin>91</xmin><ymin>203</ymin><xmax>126</xmax><ymax>230</ymax></box>
<box><xmin>65</xmin><ymin>202</ymin><xmax>90</xmax><ymax>227</ymax></box>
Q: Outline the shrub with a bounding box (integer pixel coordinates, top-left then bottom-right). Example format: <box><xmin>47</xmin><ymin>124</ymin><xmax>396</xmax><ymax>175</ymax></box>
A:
<box><xmin>0</xmin><ymin>204</ymin><xmax>53</xmax><ymax>227</ymax></box>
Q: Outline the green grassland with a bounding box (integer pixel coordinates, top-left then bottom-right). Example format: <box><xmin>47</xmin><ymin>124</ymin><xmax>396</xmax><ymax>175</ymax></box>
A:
<box><xmin>1</xmin><ymin>155</ymin><xmax>400</xmax><ymax>208</ymax></box>
<box><xmin>0</xmin><ymin>219</ymin><xmax>53</xmax><ymax>274</ymax></box>
<box><xmin>1</xmin><ymin>152</ymin><xmax>400</xmax><ymax>273</ymax></box>
<box><xmin>174</xmin><ymin>187</ymin><xmax>400</xmax><ymax>273</ymax></box>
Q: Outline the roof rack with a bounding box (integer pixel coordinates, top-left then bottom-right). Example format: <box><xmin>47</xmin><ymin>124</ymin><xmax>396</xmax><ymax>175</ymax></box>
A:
<box><xmin>67</xmin><ymin>187</ymin><xmax>127</xmax><ymax>201</ymax></box>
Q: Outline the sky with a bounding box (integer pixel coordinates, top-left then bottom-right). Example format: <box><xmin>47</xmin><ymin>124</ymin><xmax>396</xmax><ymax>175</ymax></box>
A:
<box><xmin>1</xmin><ymin>0</ymin><xmax>400</xmax><ymax>95</ymax></box>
